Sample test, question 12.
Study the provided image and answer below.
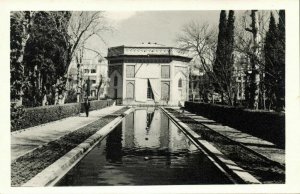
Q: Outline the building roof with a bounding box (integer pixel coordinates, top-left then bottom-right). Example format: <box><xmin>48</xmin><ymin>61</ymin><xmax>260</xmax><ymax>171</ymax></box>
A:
<box><xmin>106</xmin><ymin>43</ymin><xmax>192</xmax><ymax>61</ymax></box>
<box><xmin>122</xmin><ymin>42</ymin><xmax>168</xmax><ymax>48</ymax></box>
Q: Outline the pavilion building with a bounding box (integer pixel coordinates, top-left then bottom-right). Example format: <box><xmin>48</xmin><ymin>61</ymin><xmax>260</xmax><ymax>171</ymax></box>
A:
<box><xmin>106</xmin><ymin>43</ymin><xmax>192</xmax><ymax>106</ymax></box>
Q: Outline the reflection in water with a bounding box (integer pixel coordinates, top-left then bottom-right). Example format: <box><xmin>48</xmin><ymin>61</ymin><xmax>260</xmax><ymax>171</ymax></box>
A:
<box><xmin>106</xmin><ymin>124</ymin><xmax>122</xmax><ymax>163</ymax></box>
<box><xmin>57</xmin><ymin>108</ymin><xmax>231</xmax><ymax>186</ymax></box>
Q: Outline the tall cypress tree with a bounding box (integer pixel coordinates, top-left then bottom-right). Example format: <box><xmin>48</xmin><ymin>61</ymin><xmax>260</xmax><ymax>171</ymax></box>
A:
<box><xmin>277</xmin><ymin>10</ymin><xmax>285</xmax><ymax>110</ymax></box>
<box><xmin>226</xmin><ymin>10</ymin><xmax>235</xmax><ymax>66</ymax></box>
<box><xmin>264</xmin><ymin>12</ymin><xmax>278</xmax><ymax>110</ymax></box>
<box><xmin>213</xmin><ymin>10</ymin><xmax>227</xmax><ymax>99</ymax></box>
<box><xmin>225</xmin><ymin>10</ymin><xmax>235</xmax><ymax>104</ymax></box>
<box><xmin>213</xmin><ymin>10</ymin><xmax>235</xmax><ymax>105</ymax></box>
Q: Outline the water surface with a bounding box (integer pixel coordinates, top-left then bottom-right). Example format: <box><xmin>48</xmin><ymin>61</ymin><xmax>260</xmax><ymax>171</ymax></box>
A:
<box><xmin>57</xmin><ymin>108</ymin><xmax>231</xmax><ymax>186</ymax></box>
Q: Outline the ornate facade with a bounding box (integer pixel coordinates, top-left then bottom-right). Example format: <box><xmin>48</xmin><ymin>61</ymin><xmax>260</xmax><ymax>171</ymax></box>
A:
<box><xmin>106</xmin><ymin>44</ymin><xmax>192</xmax><ymax>106</ymax></box>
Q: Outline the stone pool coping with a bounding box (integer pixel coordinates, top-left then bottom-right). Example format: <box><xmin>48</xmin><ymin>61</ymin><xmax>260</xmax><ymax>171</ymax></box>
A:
<box><xmin>160</xmin><ymin>107</ymin><xmax>261</xmax><ymax>184</ymax></box>
<box><xmin>22</xmin><ymin>108</ymin><xmax>134</xmax><ymax>187</ymax></box>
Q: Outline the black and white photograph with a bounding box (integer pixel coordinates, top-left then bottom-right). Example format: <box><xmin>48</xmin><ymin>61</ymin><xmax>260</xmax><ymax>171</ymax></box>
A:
<box><xmin>1</xmin><ymin>0</ymin><xmax>300</xmax><ymax>193</ymax></box>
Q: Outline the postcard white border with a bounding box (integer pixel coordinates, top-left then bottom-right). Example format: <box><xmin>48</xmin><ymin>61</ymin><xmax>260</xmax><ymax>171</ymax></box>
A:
<box><xmin>0</xmin><ymin>0</ymin><xmax>299</xmax><ymax>193</ymax></box>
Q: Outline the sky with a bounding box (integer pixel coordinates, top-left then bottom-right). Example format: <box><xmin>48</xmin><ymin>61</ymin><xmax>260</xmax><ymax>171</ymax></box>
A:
<box><xmin>84</xmin><ymin>10</ymin><xmax>275</xmax><ymax>61</ymax></box>
<box><xmin>85</xmin><ymin>11</ymin><xmax>222</xmax><ymax>60</ymax></box>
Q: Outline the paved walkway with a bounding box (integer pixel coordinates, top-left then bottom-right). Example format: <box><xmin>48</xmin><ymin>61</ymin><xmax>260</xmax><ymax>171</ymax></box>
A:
<box><xmin>174</xmin><ymin>108</ymin><xmax>285</xmax><ymax>166</ymax></box>
<box><xmin>11</xmin><ymin>105</ymin><xmax>123</xmax><ymax>161</ymax></box>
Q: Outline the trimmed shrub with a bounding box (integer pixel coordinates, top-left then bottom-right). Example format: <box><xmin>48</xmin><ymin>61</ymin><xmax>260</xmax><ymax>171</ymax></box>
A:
<box><xmin>185</xmin><ymin>101</ymin><xmax>285</xmax><ymax>148</ymax></box>
<box><xmin>11</xmin><ymin>103</ymin><xmax>81</xmax><ymax>132</ymax></box>
<box><xmin>11</xmin><ymin>103</ymin><xmax>26</xmax><ymax>131</ymax></box>
<box><xmin>11</xmin><ymin>99</ymin><xmax>115</xmax><ymax>132</ymax></box>
<box><xmin>80</xmin><ymin>99</ymin><xmax>114</xmax><ymax>112</ymax></box>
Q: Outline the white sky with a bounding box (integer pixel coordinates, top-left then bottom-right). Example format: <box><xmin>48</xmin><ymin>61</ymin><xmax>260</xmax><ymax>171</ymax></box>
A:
<box><xmin>85</xmin><ymin>11</ymin><xmax>222</xmax><ymax>59</ymax></box>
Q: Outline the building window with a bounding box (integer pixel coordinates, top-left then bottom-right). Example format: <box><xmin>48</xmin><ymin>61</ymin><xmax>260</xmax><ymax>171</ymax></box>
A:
<box><xmin>126</xmin><ymin>65</ymin><xmax>135</xmax><ymax>78</ymax></box>
<box><xmin>91</xmin><ymin>80</ymin><xmax>96</xmax><ymax>84</ymax></box>
<box><xmin>147</xmin><ymin>79</ymin><xmax>154</xmax><ymax>99</ymax></box>
<box><xmin>91</xmin><ymin>69</ymin><xmax>96</xmax><ymax>73</ymax></box>
<box><xmin>161</xmin><ymin>81</ymin><xmax>170</xmax><ymax>101</ymax></box>
<box><xmin>161</xmin><ymin>65</ymin><xmax>170</xmax><ymax>78</ymax></box>
<box><xmin>114</xmin><ymin>76</ymin><xmax>118</xmax><ymax>86</ymax></box>
<box><xmin>178</xmin><ymin>78</ymin><xmax>182</xmax><ymax>88</ymax></box>
<box><xmin>84</xmin><ymin>69</ymin><xmax>89</xmax><ymax>73</ymax></box>
<box><xmin>126</xmin><ymin>81</ymin><xmax>135</xmax><ymax>99</ymax></box>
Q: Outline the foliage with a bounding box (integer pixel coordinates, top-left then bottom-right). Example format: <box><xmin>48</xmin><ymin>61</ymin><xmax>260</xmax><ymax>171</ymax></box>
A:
<box><xmin>11</xmin><ymin>99</ymin><xmax>114</xmax><ymax>131</ymax></box>
<box><xmin>22</xmin><ymin>11</ymin><xmax>71</xmax><ymax>106</ymax></box>
<box><xmin>10</xmin><ymin>12</ymin><xmax>32</xmax><ymax>101</ymax></box>
<box><xmin>213</xmin><ymin>10</ymin><xmax>236</xmax><ymax>105</ymax></box>
<box><xmin>214</xmin><ymin>10</ymin><xmax>228</xmax><ymax>93</ymax></box>
<box><xmin>11</xmin><ymin>11</ymin><xmax>110</xmax><ymax>107</ymax></box>
<box><xmin>80</xmin><ymin>99</ymin><xmax>114</xmax><ymax>112</ymax></box>
<box><xmin>264</xmin><ymin>11</ymin><xmax>285</xmax><ymax>111</ymax></box>
<box><xmin>277</xmin><ymin>10</ymin><xmax>285</xmax><ymax>109</ymax></box>
<box><xmin>176</xmin><ymin>22</ymin><xmax>217</xmax><ymax>102</ymax></box>
<box><xmin>68</xmin><ymin>11</ymin><xmax>109</xmax><ymax>68</ymax></box>
<box><xmin>10</xmin><ymin>103</ymin><xmax>25</xmax><ymax>131</ymax></box>
<box><xmin>185</xmin><ymin>101</ymin><xmax>285</xmax><ymax>148</ymax></box>
<box><xmin>65</xmin><ymin>88</ymin><xmax>78</xmax><ymax>103</ymax></box>
<box><xmin>11</xmin><ymin>103</ymin><xmax>81</xmax><ymax>131</ymax></box>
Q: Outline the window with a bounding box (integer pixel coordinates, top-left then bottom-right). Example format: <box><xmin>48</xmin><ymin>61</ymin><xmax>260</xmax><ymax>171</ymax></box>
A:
<box><xmin>91</xmin><ymin>69</ymin><xmax>96</xmax><ymax>73</ymax></box>
<box><xmin>178</xmin><ymin>78</ymin><xmax>182</xmax><ymax>88</ymax></box>
<box><xmin>84</xmin><ymin>69</ymin><xmax>89</xmax><ymax>73</ymax></box>
<box><xmin>161</xmin><ymin>81</ymin><xmax>170</xmax><ymax>101</ymax></box>
<box><xmin>147</xmin><ymin>79</ymin><xmax>154</xmax><ymax>99</ymax></box>
<box><xmin>91</xmin><ymin>80</ymin><xmax>96</xmax><ymax>84</ymax></box>
<box><xmin>126</xmin><ymin>81</ymin><xmax>134</xmax><ymax>99</ymax></box>
<box><xmin>126</xmin><ymin>65</ymin><xmax>135</xmax><ymax>78</ymax></box>
<box><xmin>161</xmin><ymin>65</ymin><xmax>170</xmax><ymax>78</ymax></box>
<box><xmin>114</xmin><ymin>76</ymin><xmax>118</xmax><ymax>86</ymax></box>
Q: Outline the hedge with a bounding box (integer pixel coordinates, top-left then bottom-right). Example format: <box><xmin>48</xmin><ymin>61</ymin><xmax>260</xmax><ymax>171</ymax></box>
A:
<box><xmin>80</xmin><ymin>99</ymin><xmax>114</xmax><ymax>112</ymax></box>
<box><xmin>11</xmin><ymin>100</ymin><xmax>115</xmax><ymax>132</ymax></box>
<box><xmin>185</xmin><ymin>101</ymin><xmax>285</xmax><ymax>148</ymax></box>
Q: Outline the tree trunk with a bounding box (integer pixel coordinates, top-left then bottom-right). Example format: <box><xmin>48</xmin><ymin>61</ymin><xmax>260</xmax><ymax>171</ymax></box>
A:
<box><xmin>247</xmin><ymin>10</ymin><xmax>261</xmax><ymax>110</ymax></box>
<box><xmin>96</xmin><ymin>75</ymin><xmax>103</xmax><ymax>100</ymax></box>
<box><xmin>14</xmin><ymin>12</ymin><xmax>34</xmax><ymax>105</ymax></box>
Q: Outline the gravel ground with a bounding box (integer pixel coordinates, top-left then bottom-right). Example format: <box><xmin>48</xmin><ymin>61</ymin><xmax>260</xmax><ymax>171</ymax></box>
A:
<box><xmin>11</xmin><ymin>107</ymin><xmax>129</xmax><ymax>186</ymax></box>
<box><xmin>166</xmin><ymin>108</ymin><xmax>285</xmax><ymax>184</ymax></box>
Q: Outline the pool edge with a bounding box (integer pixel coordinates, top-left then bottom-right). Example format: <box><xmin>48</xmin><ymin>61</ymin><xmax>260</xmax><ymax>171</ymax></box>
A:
<box><xmin>22</xmin><ymin>108</ymin><xmax>135</xmax><ymax>187</ymax></box>
<box><xmin>160</xmin><ymin>107</ymin><xmax>261</xmax><ymax>184</ymax></box>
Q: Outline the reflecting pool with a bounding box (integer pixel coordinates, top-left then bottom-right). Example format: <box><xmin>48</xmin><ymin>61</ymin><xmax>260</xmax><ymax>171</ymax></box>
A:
<box><xmin>57</xmin><ymin>107</ymin><xmax>231</xmax><ymax>186</ymax></box>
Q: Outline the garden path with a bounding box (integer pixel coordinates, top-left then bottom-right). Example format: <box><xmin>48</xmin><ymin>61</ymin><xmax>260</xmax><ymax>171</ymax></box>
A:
<box><xmin>174</xmin><ymin>108</ymin><xmax>285</xmax><ymax>166</ymax></box>
<box><xmin>11</xmin><ymin>105</ymin><xmax>123</xmax><ymax>161</ymax></box>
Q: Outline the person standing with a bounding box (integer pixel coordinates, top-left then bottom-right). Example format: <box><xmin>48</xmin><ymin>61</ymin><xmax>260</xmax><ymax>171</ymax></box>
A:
<box><xmin>84</xmin><ymin>98</ymin><xmax>90</xmax><ymax>117</ymax></box>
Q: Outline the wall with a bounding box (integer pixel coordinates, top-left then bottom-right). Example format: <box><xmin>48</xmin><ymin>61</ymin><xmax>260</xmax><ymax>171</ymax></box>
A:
<box><xmin>108</xmin><ymin>68</ymin><xmax>123</xmax><ymax>99</ymax></box>
<box><xmin>122</xmin><ymin>61</ymin><xmax>189</xmax><ymax>106</ymax></box>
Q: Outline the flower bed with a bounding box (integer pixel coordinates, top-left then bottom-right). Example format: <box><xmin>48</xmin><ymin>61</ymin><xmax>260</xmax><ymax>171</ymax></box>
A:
<box><xmin>11</xmin><ymin>107</ymin><xmax>128</xmax><ymax>186</ymax></box>
<box><xmin>185</xmin><ymin>101</ymin><xmax>285</xmax><ymax>148</ymax></box>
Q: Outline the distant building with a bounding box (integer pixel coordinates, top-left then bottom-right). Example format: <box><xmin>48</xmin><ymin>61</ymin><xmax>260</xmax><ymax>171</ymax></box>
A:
<box><xmin>106</xmin><ymin>43</ymin><xmax>192</xmax><ymax>106</ymax></box>
<box><xmin>67</xmin><ymin>57</ymin><xmax>108</xmax><ymax>99</ymax></box>
<box><xmin>233</xmin><ymin>54</ymin><xmax>248</xmax><ymax>101</ymax></box>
